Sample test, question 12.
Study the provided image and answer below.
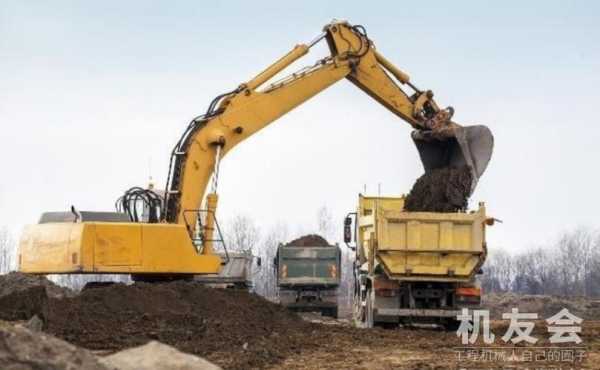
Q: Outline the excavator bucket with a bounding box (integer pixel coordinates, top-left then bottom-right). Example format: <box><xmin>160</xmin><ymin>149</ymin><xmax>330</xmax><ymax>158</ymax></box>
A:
<box><xmin>412</xmin><ymin>125</ymin><xmax>494</xmax><ymax>194</ymax></box>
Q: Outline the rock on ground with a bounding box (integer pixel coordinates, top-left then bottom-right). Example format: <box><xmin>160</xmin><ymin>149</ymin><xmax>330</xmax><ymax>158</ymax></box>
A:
<box><xmin>0</xmin><ymin>322</ymin><xmax>108</xmax><ymax>370</ymax></box>
<box><xmin>100</xmin><ymin>341</ymin><xmax>222</xmax><ymax>370</ymax></box>
<box><xmin>22</xmin><ymin>314</ymin><xmax>43</xmax><ymax>332</ymax></box>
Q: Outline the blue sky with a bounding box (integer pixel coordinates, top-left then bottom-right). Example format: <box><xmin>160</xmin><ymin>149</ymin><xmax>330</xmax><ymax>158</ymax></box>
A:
<box><xmin>1</xmin><ymin>1</ymin><xmax>599</xmax><ymax>251</ymax></box>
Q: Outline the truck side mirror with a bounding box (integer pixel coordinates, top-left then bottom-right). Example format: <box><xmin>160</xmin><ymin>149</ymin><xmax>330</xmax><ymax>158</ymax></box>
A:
<box><xmin>344</xmin><ymin>216</ymin><xmax>353</xmax><ymax>244</ymax></box>
<box><xmin>256</xmin><ymin>256</ymin><xmax>262</xmax><ymax>267</ymax></box>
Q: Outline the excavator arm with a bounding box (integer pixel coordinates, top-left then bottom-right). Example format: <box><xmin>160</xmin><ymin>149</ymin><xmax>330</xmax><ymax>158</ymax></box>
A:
<box><xmin>164</xmin><ymin>21</ymin><xmax>493</xmax><ymax>248</ymax></box>
<box><xmin>18</xmin><ymin>21</ymin><xmax>492</xmax><ymax>276</ymax></box>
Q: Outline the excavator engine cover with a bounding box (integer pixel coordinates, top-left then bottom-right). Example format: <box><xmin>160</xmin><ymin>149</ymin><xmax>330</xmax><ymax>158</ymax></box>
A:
<box><xmin>412</xmin><ymin>125</ymin><xmax>494</xmax><ymax>193</ymax></box>
<box><xmin>19</xmin><ymin>221</ymin><xmax>222</xmax><ymax>275</ymax></box>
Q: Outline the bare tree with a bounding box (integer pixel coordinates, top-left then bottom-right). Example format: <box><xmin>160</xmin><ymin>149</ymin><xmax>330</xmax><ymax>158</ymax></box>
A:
<box><xmin>0</xmin><ymin>228</ymin><xmax>16</xmax><ymax>273</ymax></box>
<box><xmin>254</xmin><ymin>222</ymin><xmax>288</xmax><ymax>300</ymax></box>
<box><xmin>224</xmin><ymin>214</ymin><xmax>260</xmax><ymax>252</ymax></box>
<box><xmin>589</xmin><ymin>232</ymin><xmax>600</xmax><ymax>297</ymax></box>
<box><xmin>315</xmin><ymin>205</ymin><xmax>356</xmax><ymax>314</ymax></box>
<box><xmin>554</xmin><ymin>228</ymin><xmax>594</xmax><ymax>296</ymax></box>
<box><xmin>530</xmin><ymin>247</ymin><xmax>556</xmax><ymax>295</ymax></box>
<box><xmin>482</xmin><ymin>227</ymin><xmax>600</xmax><ymax>298</ymax></box>
<box><xmin>338</xmin><ymin>245</ymin><xmax>355</xmax><ymax>314</ymax></box>
<box><xmin>481</xmin><ymin>248</ymin><xmax>514</xmax><ymax>293</ymax></box>
<box><xmin>512</xmin><ymin>250</ymin><xmax>540</xmax><ymax>294</ymax></box>
<box><xmin>316</xmin><ymin>205</ymin><xmax>336</xmax><ymax>241</ymax></box>
<box><xmin>575</xmin><ymin>228</ymin><xmax>596</xmax><ymax>296</ymax></box>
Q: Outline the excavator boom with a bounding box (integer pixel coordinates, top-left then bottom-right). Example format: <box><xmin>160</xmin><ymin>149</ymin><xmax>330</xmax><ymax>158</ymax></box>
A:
<box><xmin>164</xmin><ymin>21</ymin><xmax>493</xmax><ymax>232</ymax></box>
<box><xmin>19</xmin><ymin>21</ymin><xmax>493</xmax><ymax>276</ymax></box>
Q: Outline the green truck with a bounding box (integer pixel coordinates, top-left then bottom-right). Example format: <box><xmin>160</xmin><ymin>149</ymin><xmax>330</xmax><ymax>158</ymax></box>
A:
<box><xmin>274</xmin><ymin>236</ymin><xmax>341</xmax><ymax>318</ymax></box>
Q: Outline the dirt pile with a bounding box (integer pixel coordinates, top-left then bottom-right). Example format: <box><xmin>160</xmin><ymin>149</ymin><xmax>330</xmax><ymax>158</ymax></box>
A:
<box><xmin>0</xmin><ymin>272</ymin><xmax>73</xmax><ymax>321</ymax></box>
<box><xmin>0</xmin><ymin>274</ymin><xmax>598</xmax><ymax>369</ymax></box>
<box><xmin>404</xmin><ymin>166</ymin><xmax>472</xmax><ymax>212</ymax></box>
<box><xmin>44</xmin><ymin>282</ymin><xmax>315</xmax><ymax>370</ymax></box>
<box><xmin>286</xmin><ymin>234</ymin><xmax>330</xmax><ymax>247</ymax></box>
<box><xmin>0</xmin><ymin>271</ymin><xmax>73</xmax><ymax>298</ymax></box>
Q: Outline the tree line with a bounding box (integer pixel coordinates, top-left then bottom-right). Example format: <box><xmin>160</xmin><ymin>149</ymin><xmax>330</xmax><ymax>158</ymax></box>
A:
<box><xmin>480</xmin><ymin>227</ymin><xmax>600</xmax><ymax>298</ymax></box>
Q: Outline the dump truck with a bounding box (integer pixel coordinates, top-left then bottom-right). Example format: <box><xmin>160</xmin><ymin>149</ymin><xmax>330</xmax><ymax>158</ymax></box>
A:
<box><xmin>274</xmin><ymin>238</ymin><xmax>341</xmax><ymax>318</ymax></box>
<box><xmin>345</xmin><ymin>195</ymin><xmax>492</xmax><ymax>329</ymax></box>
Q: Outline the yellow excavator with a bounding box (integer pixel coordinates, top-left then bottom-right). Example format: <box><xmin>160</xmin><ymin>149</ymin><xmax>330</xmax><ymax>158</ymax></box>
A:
<box><xmin>19</xmin><ymin>20</ymin><xmax>493</xmax><ymax>278</ymax></box>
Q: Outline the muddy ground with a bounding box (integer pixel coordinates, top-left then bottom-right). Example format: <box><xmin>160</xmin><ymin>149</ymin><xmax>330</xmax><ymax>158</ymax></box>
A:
<box><xmin>270</xmin><ymin>320</ymin><xmax>600</xmax><ymax>370</ymax></box>
<box><xmin>404</xmin><ymin>166</ymin><xmax>472</xmax><ymax>212</ymax></box>
<box><xmin>0</xmin><ymin>274</ymin><xmax>597</xmax><ymax>369</ymax></box>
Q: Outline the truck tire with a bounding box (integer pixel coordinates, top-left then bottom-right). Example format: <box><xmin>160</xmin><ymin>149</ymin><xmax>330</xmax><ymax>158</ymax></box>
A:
<box><xmin>325</xmin><ymin>307</ymin><xmax>338</xmax><ymax>319</ymax></box>
<box><xmin>352</xmin><ymin>296</ymin><xmax>364</xmax><ymax>327</ymax></box>
<box><xmin>444</xmin><ymin>318</ymin><xmax>462</xmax><ymax>332</ymax></box>
<box><xmin>365</xmin><ymin>289</ymin><xmax>374</xmax><ymax>328</ymax></box>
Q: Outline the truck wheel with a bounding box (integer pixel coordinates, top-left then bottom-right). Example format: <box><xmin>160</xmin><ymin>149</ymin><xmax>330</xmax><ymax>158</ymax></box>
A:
<box><xmin>331</xmin><ymin>307</ymin><xmax>338</xmax><ymax>319</ymax></box>
<box><xmin>352</xmin><ymin>294</ymin><xmax>364</xmax><ymax>326</ymax></box>
<box><xmin>365</xmin><ymin>289</ymin><xmax>374</xmax><ymax>328</ymax></box>
<box><xmin>444</xmin><ymin>319</ymin><xmax>462</xmax><ymax>332</ymax></box>
<box><xmin>324</xmin><ymin>307</ymin><xmax>338</xmax><ymax>319</ymax></box>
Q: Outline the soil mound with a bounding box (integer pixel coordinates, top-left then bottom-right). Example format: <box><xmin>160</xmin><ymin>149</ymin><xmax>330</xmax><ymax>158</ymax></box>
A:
<box><xmin>45</xmin><ymin>282</ymin><xmax>314</xmax><ymax>370</ymax></box>
<box><xmin>0</xmin><ymin>271</ymin><xmax>72</xmax><ymax>298</ymax></box>
<box><xmin>404</xmin><ymin>166</ymin><xmax>472</xmax><ymax>212</ymax></box>
<box><xmin>0</xmin><ymin>272</ymin><xmax>73</xmax><ymax>321</ymax></box>
<box><xmin>286</xmin><ymin>234</ymin><xmax>330</xmax><ymax>247</ymax></box>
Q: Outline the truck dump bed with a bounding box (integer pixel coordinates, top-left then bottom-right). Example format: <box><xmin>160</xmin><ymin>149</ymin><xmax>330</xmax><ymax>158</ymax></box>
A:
<box><xmin>358</xmin><ymin>195</ymin><xmax>487</xmax><ymax>282</ymax></box>
<box><xmin>276</xmin><ymin>245</ymin><xmax>341</xmax><ymax>287</ymax></box>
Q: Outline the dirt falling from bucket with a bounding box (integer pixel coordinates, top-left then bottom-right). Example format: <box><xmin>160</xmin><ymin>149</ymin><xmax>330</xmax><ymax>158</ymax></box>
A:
<box><xmin>404</xmin><ymin>166</ymin><xmax>472</xmax><ymax>212</ymax></box>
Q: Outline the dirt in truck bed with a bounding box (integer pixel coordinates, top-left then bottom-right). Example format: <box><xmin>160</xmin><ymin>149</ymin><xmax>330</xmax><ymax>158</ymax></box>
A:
<box><xmin>404</xmin><ymin>166</ymin><xmax>472</xmax><ymax>212</ymax></box>
<box><xmin>285</xmin><ymin>234</ymin><xmax>330</xmax><ymax>247</ymax></box>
